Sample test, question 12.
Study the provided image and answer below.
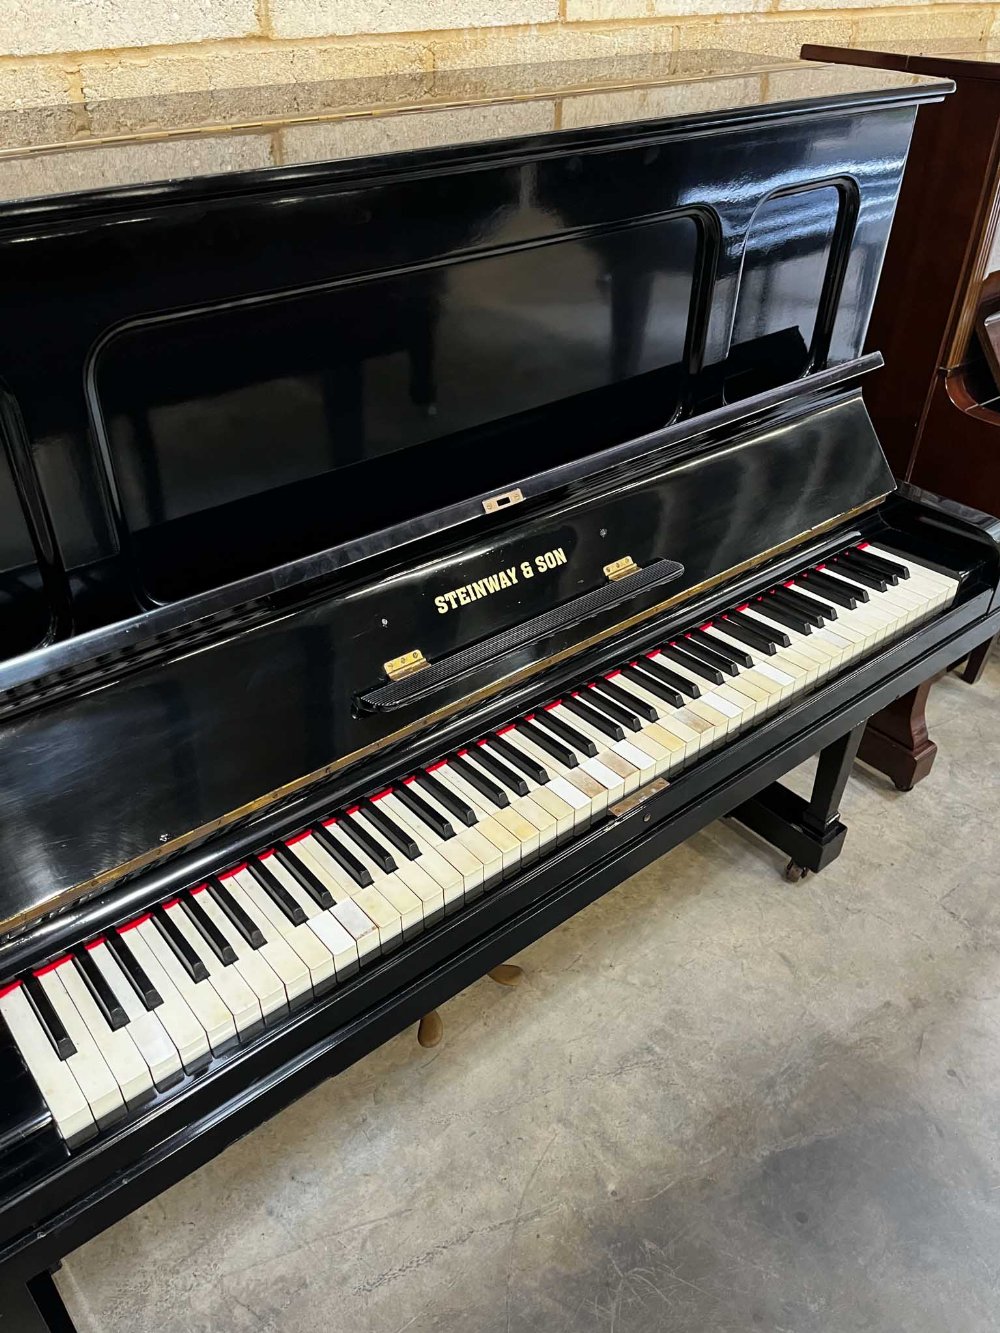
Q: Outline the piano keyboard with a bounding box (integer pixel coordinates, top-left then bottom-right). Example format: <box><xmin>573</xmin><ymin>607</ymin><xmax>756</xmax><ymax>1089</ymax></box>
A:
<box><xmin>0</xmin><ymin>543</ymin><xmax>959</xmax><ymax>1148</ymax></box>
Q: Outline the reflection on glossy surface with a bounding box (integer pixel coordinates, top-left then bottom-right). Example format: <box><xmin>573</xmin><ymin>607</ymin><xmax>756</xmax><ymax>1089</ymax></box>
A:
<box><xmin>0</xmin><ymin>378</ymin><xmax>893</xmax><ymax>931</ymax></box>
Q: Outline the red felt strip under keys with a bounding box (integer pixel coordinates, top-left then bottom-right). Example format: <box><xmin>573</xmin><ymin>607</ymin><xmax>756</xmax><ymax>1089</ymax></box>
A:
<box><xmin>161</xmin><ymin>899</ymin><xmax>180</xmax><ymax>912</ymax></box>
<box><xmin>217</xmin><ymin>863</ymin><xmax>247</xmax><ymax>882</ymax></box>
<box><xmin>34</xmin><ymin>955</ymin><xmax>73</xmax><ymax>977</ymax></box>
<box><xmin>287</xmin><ymin>831</ymin><xmax>312</xmax><ymax>846</ymax></box>
<box><xmin>497</xmin><ymin>724</ymin><xmax>515</xmax><ymax>734</ymax></box>
<box><xmin>371</xmin><ymin>789</ymin><xmax>393</xmax><ymax>802</ymax></box>
<box><xmin>258</xmin><ymin>849</ymin><xmax>275</xmax><ymax>860</ymax></box>
<box><xmin>0</xmin><ymin>980</ymin><xmax>22</xmax><ymax>999</ymax></box>
<box><xmin>118</xmin><ymin>914</ymin><xmax>152</xmax><ymax>933</ymax></box>
<box><xmin>84</xmin><ymin>937</ymin><xmax>106</xmax><ymax>951</ymax></box>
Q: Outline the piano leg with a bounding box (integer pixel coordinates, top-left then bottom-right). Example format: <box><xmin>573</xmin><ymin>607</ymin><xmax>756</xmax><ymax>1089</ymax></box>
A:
<box><xmin>417</xmin><ymin>1011</ymin><xmax>444</xmax><ymax>1048</ymax></box>
<box><xmin>953</xmin><ymin>631</ymin><xmax>998</xmax><ymax>685</ymax></box>
<box><xmin>729</xmin><ymin>723</ymin><xmax>866</xmax><ymax>881</ymax></box>
<box><xmin>1</xmin><ymin>1272</ymin><xmax>76</xmax><ymax>1333</ymax></box>
<box><xmin>488</xmin><ymin>964</ymin><xmax>524</xmax><ymax>987</ymax></box>
<box><xmin>857</xmin><ymin>679</ymin><xmax>937</xmax><ymax>792</ymax></box>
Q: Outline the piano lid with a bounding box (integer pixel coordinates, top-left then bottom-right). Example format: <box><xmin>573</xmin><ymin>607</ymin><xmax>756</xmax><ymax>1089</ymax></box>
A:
<box><xmin>0</xmin><ymin>50</ymin><xmax>951</xmax><ymax>206</ymax></box>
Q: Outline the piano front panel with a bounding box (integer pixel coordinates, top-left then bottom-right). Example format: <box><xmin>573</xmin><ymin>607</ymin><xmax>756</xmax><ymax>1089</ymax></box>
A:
<box><xmin>0</xmin><ymin>98</ymin><xmax>920</xmax><ymax>636</ymax></box>
<box><xmin>0</xmin><ymin>383</ymin><xmax>895</xmax><ymax>931</ymax></box>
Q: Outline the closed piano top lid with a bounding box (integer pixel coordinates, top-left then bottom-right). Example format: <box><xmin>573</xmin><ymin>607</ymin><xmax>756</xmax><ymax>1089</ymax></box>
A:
<box><xmin>0</xmin><ymin>49</ymin><xmax>951</xmax><ymax>208</ymax></box>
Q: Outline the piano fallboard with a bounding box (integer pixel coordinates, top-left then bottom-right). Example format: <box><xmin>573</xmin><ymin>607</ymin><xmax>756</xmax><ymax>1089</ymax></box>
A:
<box><xmin>0</xmin><ymin>367</ymin><xmax>894</xmax><ymax>936</ymax></box>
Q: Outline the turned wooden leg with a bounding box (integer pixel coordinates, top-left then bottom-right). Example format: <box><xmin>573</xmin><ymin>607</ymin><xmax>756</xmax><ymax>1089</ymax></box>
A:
<box><xmin>953</xmin><ymin>632</ymin><xmax>998</xmax><ymax>685</ymax></box>
<box><xmin>417</xmin><ymin>1011</ymin><xmax>443</xmax><ymax>1048</ymax></box>
<box><xmin>488</xmin><ymin>963</ymin><xmax>524</xmax><ymax>987</ymax></box>
<box><xmin>857</xmin><ymin>678</ymin><xmax>937</xmax><ymax>791</ymax></box>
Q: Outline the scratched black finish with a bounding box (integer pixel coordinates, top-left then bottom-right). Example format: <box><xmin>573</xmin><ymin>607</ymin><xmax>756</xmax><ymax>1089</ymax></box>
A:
<box><xmin>0</xmin><ymin>379</ymin><xmax>893</xmax><ymax>930</ymax></box>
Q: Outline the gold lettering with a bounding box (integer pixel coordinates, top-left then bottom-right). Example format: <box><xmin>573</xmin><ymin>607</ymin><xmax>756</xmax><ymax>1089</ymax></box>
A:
<box><xmin>497</xmin><ymin>572</ymin><xmax>512</xmax><ymax>590</ymax></box>
<box><xmin>471</xmin><ymin>579</ymin><xmax>487</xmax><ymax>600</ymax></box>
<box><xmin>456</xmin><ymin>587</ymin><xmax>471</xmax><ymax>605</ymax></box>
<box><xmin>435</xmin><ymin>595</ymin><xmax>449</xmax><ymax>615</ymax></box>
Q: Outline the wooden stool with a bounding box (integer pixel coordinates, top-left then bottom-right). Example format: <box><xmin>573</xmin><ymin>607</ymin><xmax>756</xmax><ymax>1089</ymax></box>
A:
<box><xmin>416</xmin><ymin>964</ymin><xmax>525</xmax><ymax>1046</ymax></box>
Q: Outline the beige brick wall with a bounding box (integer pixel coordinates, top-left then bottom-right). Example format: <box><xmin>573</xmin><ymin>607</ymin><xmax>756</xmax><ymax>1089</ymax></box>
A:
<box><xmin>0</xmin><ymin>0</ymin><xmax>994</xmax><ymax>118</ymax></box>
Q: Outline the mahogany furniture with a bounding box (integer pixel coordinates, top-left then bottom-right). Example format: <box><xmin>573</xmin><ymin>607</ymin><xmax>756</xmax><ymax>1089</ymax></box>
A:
<box><xmin>804</xmin><ymin>41</ymin><xmax>1000</xmax><ymax>789</ymax></box>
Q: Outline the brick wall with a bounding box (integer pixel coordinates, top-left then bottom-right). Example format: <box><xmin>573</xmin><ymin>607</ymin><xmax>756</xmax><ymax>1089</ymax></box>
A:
<box><xmin>0</xmin><ymin>1</ymin><xmax>994</xmax><ymax>117</ymax></box>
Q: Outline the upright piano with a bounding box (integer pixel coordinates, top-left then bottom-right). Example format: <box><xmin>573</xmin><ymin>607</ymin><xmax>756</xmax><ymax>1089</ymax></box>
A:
<box><xmin>2</xmin><ymin>51</ymin><xmax>999</xmax><ymax>1330</ymax></box>
<box><xmin>803</xmin><ymin>40</ymin><xmax>1000</xmax><ymax>788</ymax></box>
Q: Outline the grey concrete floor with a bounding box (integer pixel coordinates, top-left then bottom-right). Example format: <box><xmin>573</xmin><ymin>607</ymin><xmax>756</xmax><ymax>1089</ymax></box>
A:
<box><xmin>60</xmin><ymin>651</ymin><xmax>1000</xmax><ymax>1333</ymax></box>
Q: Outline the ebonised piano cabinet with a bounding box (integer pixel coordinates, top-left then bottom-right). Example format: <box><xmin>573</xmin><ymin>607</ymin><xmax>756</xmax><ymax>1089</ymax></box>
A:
<box><xmin>803</xmin><ymin>40</ymin><xmax>1000</xmax><ymax>790</ymax></box>
<box><xmin>7</xmin><ymin>53</ymin><xmax>1000</xmax><ymax>1333</ymax></box>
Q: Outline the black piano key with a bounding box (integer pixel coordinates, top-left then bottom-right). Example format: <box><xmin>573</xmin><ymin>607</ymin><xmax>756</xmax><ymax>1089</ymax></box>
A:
<box><xmin>592</xmin><ymin>675</ymin><xmax>658</xmax><ymax>722</ymax></box>
<box><xmin>360</xmin><ymin>799</ymin><xmax>421</xmax><ymax>859</ymax></box>
<box><xmin>336</xmin><ymin>813</ymin><xmax>398</xmax><ymax>873</ymax></box>
<box><xmin>416</xmin><ymin>770</ymin><xmax>479</xmax><ymax>825</ymax></box>
<box><xmin>308</xmin><ymin>822</ymin><xmax>375</xmax><ymax>887</ymax></box>
<box><xmin>855</xmin><ymin>544</ymin><xmax>909</xmax><ymax>580</ymax></box>
<box><xmin>244</xmin><ymin>858</ymin><xmax>308</xmax><ymax>925</ymax></box>
<box><xmin>516</xmin><ymin>718</ymin><xmax>579</xmax><ymax>768</ymax></box>
<box><xmin>621</xmin><ymin>663</ymin><xmax>685</xmax><ymax>709</ymax></box>
<box><xmin>637</xmin><ymin>653</ymin><xmax>700</xmax><ymax>697</ymax></box>
<box><xmin>76</xmin><ymin>947</ymin><xmax>129</xmax><ymax>1029</ymax></box>
<box><xmin>563</xmin><ymin>694</ymin><xmax>626</xmax><ymax>741</ymax></box>
<box><xmin>450</xmin><ymin>753</ymin><xmax>510</xmax><ymax>807</ymax></box>
<box><xmin>726</xmin><ymin>608</ymin><xmax>790</xmax><ymax>649</ymax></box>
<box><xmin>800</xmin><ymin>570</ymin><xmax>862</xmax><ymax>608</ymax></box>
<box><xmin>717</xmin><ymin>614</ymin><xmax>777</xmax><ymax>655</ymax></box>
<box><xmin>395</xmin><ymin>780</ymin><xmax>455</xmax><ymax>838</ymax></box>
<box><xmin>468</xmin><ymin>744</ymin><xmax>530</xmax><ymax>797</ymax></box>
<box><xmin>534</xmin><ymin>706</ymin><xmax>598</xmax><ymax>758</ymax></box>
<box><xmin>207</xmin><ymin>877</ymin><xmax>266</xmax><ymax>949</ymax></box>
<box><xmin>107</xmin><ymin>929</ymin><xmax>163</xmax><ymax>1008</ymax></box>
<box><xmin>270</xmin><ymin>844</ymin><xmax>336</xmax><ymax>909</ymax></box>
<box><xmin>584</xmin><ymin>684</ymin><xmax>643</xmax><ymax>733</ymax></box>
<box><xmin>153</xmin><ymin>905</ymin><xmax>211</xmax><ymax>983</ymax></box>
<box><xmin>183</xmin><ymin>893</ymin><xmax>239</xmax><ymax>965</ymax></box>
<box><xmin>768</xmin><ymin>587</ymin><xmax>825</xmax><ymax>628</ymax></box>
<box><xmin>488</xmin><ymin>732</ymin><xmax>549</xmax><ymax>785</ymax></box>
<box><xmin>678</xmin><ymin>634</ymin><xmax>739</xmax><ymax>676</ymax></box>
<box><xmin>692</xmin><ymin>627</ymin><xmax>754</xmax><ymax>669</ymax></box>
<box><xmin>832</xmin><ymin>554</ymin><xmax>887</xmax><ymax>592</ymax></box>
<box><xmin>752</xmin><ymin>596</ymin><xmax>812</xmax><ymax>636</ymax></box>
<box><xmin>842</xmin><ymin>547</ymin><xmax>897</xmax><ymax>586</ymax></box>
<box><xmin>776</xmin><ymin>584</ymin><xmax>836</xmax><ymax>622</ymax></box>
<box><xmin>24</xmin><ymin>974</ymin><xmax>75</xmax><ymax>1059</ymax></box>
<box><xmin>659</xmin><ymin>643</ymin><xmax>725</xmax><ymax>686</ymax></box>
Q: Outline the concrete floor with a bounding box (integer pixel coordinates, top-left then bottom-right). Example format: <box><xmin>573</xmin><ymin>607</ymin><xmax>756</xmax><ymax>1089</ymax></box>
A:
<box><xmin>59</xmin><ymin>650</ymin><xmax>1000</xmax><ymax>1333</ymax></box>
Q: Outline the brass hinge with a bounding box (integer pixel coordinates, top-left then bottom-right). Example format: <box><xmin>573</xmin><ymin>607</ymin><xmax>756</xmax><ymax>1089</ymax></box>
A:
<box><xmin>603</xmin><ymin>555</ymin><xmax>640</xmax><ymax>582</ymax></box>
<box><xmin>482</xmin><ymin>488</ymin><xmax>524</xmax><ymax>514</ymax></box>
<box><xmin>384</xmin><ymin>649</ymin><xmax>428</xmax><ymax>682</ymax></box>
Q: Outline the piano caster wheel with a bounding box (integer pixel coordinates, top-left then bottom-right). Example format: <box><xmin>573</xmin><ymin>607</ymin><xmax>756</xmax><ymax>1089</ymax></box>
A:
<box><xmin>488</xmin><ymin>963</ymin><xmax>524</xmax><ymax>987</ymax></box>
<box><xmin>894</xmin><ymin>779</ymin><xmax>915</xmax><ymax>793</ymax></box>
<box><xmin>784</xmin><ymin>860</ymin><xmax>810</xmax><ymax>883</ymax></box>
<box><xmin>417</xmin><ymin>1010</ymin><xmax>443</xmax><ymax>1048</ymax></box>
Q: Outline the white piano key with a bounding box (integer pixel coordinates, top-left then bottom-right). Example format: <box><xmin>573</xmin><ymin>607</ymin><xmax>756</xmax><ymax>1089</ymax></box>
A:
<box><xmin>0</xmin><ymin>982</ymin><xmax>94</xmax><ymax>1146</ymax></box>
<box><xmin>217</xmin><ymin>871</ymin><xmax>314</xmax><ymax>1004</ymax></box>
<box><xmin>440</xmin><ymin>757</ymin><xmax>541</xmax><ymax>863</ymax></box>
<box><xmin>192</xmin><ymin>887</ymin><xmax>289</xmax><ymax>1022</ymax></box>
<box><xmin>323</xmin><ymin>817</ymin><xmax>426</xmax><ymax>936</ymax></box>
<box><xmin>117</xmin><ymin>925</ymin><xmax>209</xmax><ymax>1072</ymax></box>
<box><xmin>376</xmin><ymin>793</ymin><xmax>466</xmax><ymax>912</ymax></box>
<box><xmin>36</xmin><ymin>964</ymin><xmax>125</xmax><ymax>1128</ymax></box>
<box><xmin>394</xmin><ymin>783</ymin><xmax>501</xmax><ymax>897</ymax></box>
<box><xmin>542</xmin><ymin>705</ymin><xmax>631</xmax><ymax>801</ymax></box>
<box><xmin>58</xmin><ymin>958</ymin><xmax>152</xmax><ymax>1110</ymax></box>
<box><xmin>286</xmin><ymin>839</ymin><xmax>383</xmax><ymax>962</ymax></box>
<box><xmin>136</xmin><ymin>919</ymin><xmax>237</xmax><ymax>1056</ymax></box>
<box><xmin>501</xmin><ymin>728</ymin><xmax>601</xmax><ymax>823</ymax></box>
<box><xmin>485</xmin><ymin>741</ymin><xmax>577</xmax><ymax>842</ymax></box>
<box><xmin>164</xmin><ymin>901</ymin><xmax>264</xmax><ymax>1036</ymax></box>
<box><xmin>430</xmin><ymin>763</ymin><xmax>524</xmax><ymax>872</ymax></box>
<box><xmin>234</xmin><ymin>870</ymin><xmax>338</xmax><ymax>992</ymax></box>
<box><xmin>257</xmin><ymin>853</ymin><xmax>361</xmax><ymax>979</ymax></box>
<box><xmin>86</xmin><ymin>942</ymin><xmax>182</xmax><ymax>1090</ymax></box>
<box><xmin>607</xmin><ymin>677</ymin><xmax>698</xmax><ymax>766</ymax></box>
